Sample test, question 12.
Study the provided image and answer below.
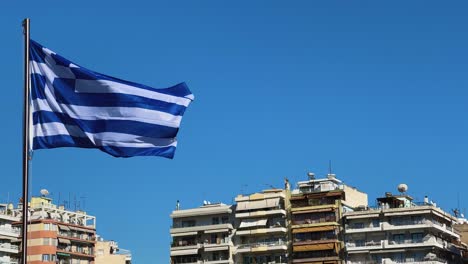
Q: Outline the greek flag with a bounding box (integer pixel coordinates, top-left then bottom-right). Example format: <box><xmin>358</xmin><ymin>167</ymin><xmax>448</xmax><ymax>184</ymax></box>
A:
<box><xmin>29</xmin><ymin>40</ymin><xmax>194</xmax><ymax>158</ymax></box>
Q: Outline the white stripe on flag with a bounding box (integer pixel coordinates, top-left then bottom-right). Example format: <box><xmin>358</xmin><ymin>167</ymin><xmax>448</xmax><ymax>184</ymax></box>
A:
<box><xmin>32</xmin><ymin>99</ymin><xmax>182</xmax><ymax>128</ymax></box>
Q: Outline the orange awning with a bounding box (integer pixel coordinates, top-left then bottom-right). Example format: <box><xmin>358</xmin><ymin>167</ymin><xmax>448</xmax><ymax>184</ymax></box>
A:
<box><xmin>294</xmin><ymin>242</ymin><xmax>335</xmax><ymax>252</ymax></box>
<box><xmin>293</xmin><ymin>226</ymin><xmax>337</xmax><ymax>234</ymax></box>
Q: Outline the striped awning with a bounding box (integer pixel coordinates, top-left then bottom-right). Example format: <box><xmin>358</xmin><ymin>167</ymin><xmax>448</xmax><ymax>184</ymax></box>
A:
<box><xmin>294</xmin><ymin>242</ymin><xmax>335</xmax><ymax>252</ymax></box>
<box><xmin>292</xmin><ymin>225</ymin><xmax>337</xmax><ymax>234</ymax></box>
<box><xmin>58</xmin><ymin>238</ymin><xmax>71</xmax><ymax>244</ymax></box>
<box><xmin>170</xmin><ymin>248</ymin><xmax>198</xmax><ymax>256</ymax></box>
<box><xmin>239</xmin><ymin>219</ymin><xmax>267</xmax><ymax>229</ymax></box>
<box><xmin>58</xmin><ymin>225</ymin><xmax>70</xmax><ymax>231</ymax></box>
<box><xmin>236</xmin><ymin>198</ymin><xmax>280</xmax><ymax>211</ymax></box>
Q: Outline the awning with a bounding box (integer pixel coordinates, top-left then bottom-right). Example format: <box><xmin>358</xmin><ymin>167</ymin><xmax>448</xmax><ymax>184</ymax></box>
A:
<box><xmin>58</xmin><ymin>238</ymin><xmax>71</xmax><ymax>244</ymax></box>
<box><xmin>204</xmin><ymin>246</ymin><xmax>229</xmax><ymax>252</ymax></box>
<box><xmin>293</xmin><ymin>208</ymin><xmax>335</xmax><ymax>214</ymax></box>
<box><xmin>292</xmin><ymin>226</ymin><xmax>336</xmax><ymax>234</ymax></box>
<box><xmin>172</xmin><ymin>231</ymin><xmax>198</xmax><ymax>237</ymax></box>
<box><xmin>58</xmin><ymin>225</ymin><xmax>70</xmax><ymax>231</ymax></box>
<box><xmin>57</xmin><ymin>252</ymin><xmax>71</xmax><ymax>257</ymax></box>
<box><xmin>294</xmin><ymin>243</ymin><xmax>335</xmax><ymax>252</ymax></box>
<box><xmin>170</xmin><ymin>248</ymin><xmax>199</xmax><ymax>256</ymax></box>
<box><xmin>68</xmin><ymin>226</ymin><xmax>93</xmax><ymax>233</ymax></box>
<box><xmin>346</xmin><ymin>214</ymin><xmax>379</xmax><ymax>219</ymax></box>
<box><xmin>239</xmin><ymin>219</ymin><xmax>267</xmax><ymax>229</ymax></box>
<box><xmin>236</xmin><ymin>198</ymin><xmax>280</xmax><ymax>211</ymax></box>
<box><xmin>205</xmin><ymin>229</ymin><xmax>229</xmax><ymax>234</ymax></box>
<box><xmin>0</xmin><ymin>235</ymin><xmax>15</xmax><ymax>240</ymax></box>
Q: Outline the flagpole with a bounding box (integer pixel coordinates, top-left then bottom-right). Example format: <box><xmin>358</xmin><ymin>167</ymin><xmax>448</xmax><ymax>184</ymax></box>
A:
<box><xmin>21</xmin><ymin>18</ymin><xmax>31</xmax><ymax>264</ymax></box>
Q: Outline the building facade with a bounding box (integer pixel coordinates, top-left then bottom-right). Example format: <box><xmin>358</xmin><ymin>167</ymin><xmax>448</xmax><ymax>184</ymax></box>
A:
<box><xmin>289</xmin><ymin>174</ymin><xmax>367</xmax><ymax>264</ymax></box>
<box><xmin>14</xmin><ymin>196</ymin><xmax>96</xmax><ymax>264</ymax></box>
<box><xmin>233</xmin><ymin>189</ymin><xmax>289</xmax><ymax>264</ymax></box>
<box><xmin>95</xmin><ymin>239</ymin><xmax>131</xmax><ymax>264</ymax></box>
<box><xmin>170</xmin><ymin>203</ymin><xmax>234</xmax><ymax>264</ymax></box>
<box><xmin>344</xmin><ymin>193</ymin><xmax>462</xmax><ymax>264</ymax></box>
<box><xmin>0</xmin><ymin>203</ymin><xmax>20</xmax><ymax>264</ymax></box>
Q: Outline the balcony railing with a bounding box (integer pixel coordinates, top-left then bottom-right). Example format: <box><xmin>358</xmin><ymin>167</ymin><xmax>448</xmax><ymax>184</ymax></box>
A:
<box><xmin>57</xmin><ymin>247</ymin><xmax>94</xmax><ymax>256</ymax></box>
<box><xmin>0</xmin><ymin>244</ymin><xmax>19</xmax><ymax>251</ymax></box>
<box><xmin>0</xmin><ymin>227</ymin><xmax>20</xmax><ymax>235</ymax></box>
<box><xmin>346</xmin><ymin>241</ymin><xmax>382</xmax><ymax>248</ymax></box>
<box><xmin>58</xmin><ymin>232</ymin><xmax>95</xmax><ymax>241</ymax></box>
<box><xmin>237</xmin><ymin>240</ymin><xmax>286</xmax><ymax>249</ymax></box>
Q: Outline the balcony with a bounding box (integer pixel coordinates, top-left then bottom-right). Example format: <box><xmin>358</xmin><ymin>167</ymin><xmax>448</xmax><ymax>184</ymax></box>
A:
<box><xmin>385</xmin><ymin>236</ymin><xmax>443</xmax><ymax>249</ymax></box>
<box><xmin>0</xmin><ymin>227</ymin><xmax>20</xmax><ymax>237</ymax></box>
<box><xmin>293</xmin><ymin>256</ymin><xmax>340</xmax><ymax>263</ymax></box>
<box><xmin>346</xmin><ymin>241</ymin><xmax>383</xmax><ymax>252</ymax></box>
<box><xmin>378</xmin><ymin>258</ymin><xmax>447</xmax><ymax>264</ymax></box>
<box><xmin>0</xmin><ymin>244</ymin><xmax>19</xmax><ymax>254</ymax></box>
<box><xmin>171</xmin><ymin>223</ymin><xmax>233</xmax><ymax>235</ymax></box>
<box><xmin>345</xmin><ymin>223</ymin><xmax>382</xmax><ymax>233</ymax></box>
<box><xmin>203</xmin><ymin>259</ymin><xmax>233</xmax><ymax>264</ymax></box>
<box><xmin>235</xmin><ymin>209</ymin><xmax>286</xmax><ymax>218</ymax></box>
<box><xmin>203</xmin><ymin>238</ymin><xmax>231</xmax><ymax>252</ymax></box>
<box><xmin>236</xmin><ymin>240</ymin><xmax>287</xmax><ymax>253</ymax></box>
<box><xmin>236</xmin><ymin>226</ymin><xmax>287</xmax><ymax>236</ymax></box>
<box><xmin>56</xmin><ymin>247</ymin><xmax>94</xmax><ymax>258</ymax></box>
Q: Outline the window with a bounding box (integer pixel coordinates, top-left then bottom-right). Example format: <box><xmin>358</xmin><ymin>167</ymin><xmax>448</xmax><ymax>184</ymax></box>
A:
<box><xmin>353</xmin><ymin>222</ymin><xmax>365</xmax><ymax>229</ymax></box>
<box><xmin>42</xmin><ymin>254</ymin><xmax>50</xmax><ymax>261</ymax></box>
<box><xmin>372</xmin><ymin>219</ymin><xmax>380</xmax><ymax>227</ymax></box>
<box><xmin>393</xmin><ymin>234</ymin><xmax>405</xmax><ymax>244</ymax></box>
<box><xmin>181</xmin><ymin>220</ymin><xmax>196</xmax><ymax>227</ymax></box>
<box><xmin>44</xmin><ymin>223</ymin><xmax>51</xmax><ymax>230</ymax></box>
<box><xmin>212</xmin><ymin>217</ymin><xmax>219</xmax><ymax>225</ymax></box>
<box><xmin>355</xmin><ymin>239</ymin><xmax>365</xmax><ymax>247</ymax></box>
<box><xmin>221</xmin><ymin>216</ymin><xmax>229</xmax><ymax>224</ymax></box>
<box><xmin>411</xmin><ymin>233</ymin><xmax>424</xmax><ymax>243</ymax></box>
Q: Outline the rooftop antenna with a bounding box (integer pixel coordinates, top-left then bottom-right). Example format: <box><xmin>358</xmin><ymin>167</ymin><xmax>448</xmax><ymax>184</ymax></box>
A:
<box><xmin>80</xmin><ymin>196</ymin><xmax>87</xmax><ymax>211</ymax></box>
<box><xmin>329</xmin><ymin>160</ymin><xmax>332</xmax><ymax>175</ymax></box>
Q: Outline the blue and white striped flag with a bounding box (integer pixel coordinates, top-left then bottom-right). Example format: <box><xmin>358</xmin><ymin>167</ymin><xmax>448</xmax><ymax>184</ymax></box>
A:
<box><xmin>29</xmin><ymin>40</ymin><xmax>194</xmax><ymax>158</ymax></box>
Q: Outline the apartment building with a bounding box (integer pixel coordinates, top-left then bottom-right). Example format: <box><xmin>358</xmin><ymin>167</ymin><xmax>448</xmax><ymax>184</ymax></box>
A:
<box><xmin>0</xmin><ymin>204</ymin><xmax>20</xmax><ymax>264</ymax></box>
<box><xmin>14</xmin><ymin>196</ymin><xmax>96</xmax><ymax>264</ymax></box>
<box><xmin>343</xmin><ymin>192</ymin><xmax>462</xmax><ymax>264</ymax></box>
<box><xmin>289</xmin><ymin>173</ymin><xmax>367</xmax><ymax>264</ymax></box>
<box><xmin>95</xmin><ymin>239</ymin><xmax>131</xmax><ymax>264</ymax></box>
<box><xmin>170</xmin><ymin>203</ymin><xmax>234</xmax><ymax>264</ymax></box>
<box><xmin>233</xmin><ymin>189</ymin><xmax>289</xmax><ymax>264</ymax></box>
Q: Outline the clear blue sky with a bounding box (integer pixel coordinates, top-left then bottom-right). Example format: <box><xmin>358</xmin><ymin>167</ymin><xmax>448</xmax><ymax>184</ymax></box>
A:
<box><xmin>1</xmin><ymin>1</ymin><xmax>468</xmax><ymax>262</ymax></box>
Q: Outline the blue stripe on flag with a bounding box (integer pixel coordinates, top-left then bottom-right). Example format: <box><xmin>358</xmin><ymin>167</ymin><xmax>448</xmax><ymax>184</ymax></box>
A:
<box><xmin>33</xmin><ymin>135</ymin><xmax>176</xmax><ymax>158</ymax></box>
<box><xmin>33</xmin><ymin>111</ymin><xmax>179</xmax><ymax>138</ymax></box>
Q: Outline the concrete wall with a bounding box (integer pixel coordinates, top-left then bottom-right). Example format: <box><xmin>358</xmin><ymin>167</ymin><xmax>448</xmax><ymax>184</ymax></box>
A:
<box><xmin>95</xmin><ymin>241</ymin><xmax>128</xmax><ymax>264</ymax></box>
<box><xmin>343</xmin><ymin>185</ymin><xmax>368</xmax><ymax>209</ymax></box>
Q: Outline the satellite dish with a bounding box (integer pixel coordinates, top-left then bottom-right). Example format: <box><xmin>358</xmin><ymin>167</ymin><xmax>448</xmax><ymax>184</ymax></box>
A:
<box><xmin>40</xmin><ymin>189</ymin><xmax>49</xmax><ymax>196</ymax></box>
<box><xmin>397</xmin><ymin>184</ymin><xmax>408</xmax><ymax>193</ymax></box>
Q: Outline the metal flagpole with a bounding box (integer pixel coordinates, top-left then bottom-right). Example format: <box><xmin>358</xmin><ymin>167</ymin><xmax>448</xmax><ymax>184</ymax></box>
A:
<box><xmin>21</xmin><ymin>18</ymin><xmax>31</xmax><ymax>264</ymax></box>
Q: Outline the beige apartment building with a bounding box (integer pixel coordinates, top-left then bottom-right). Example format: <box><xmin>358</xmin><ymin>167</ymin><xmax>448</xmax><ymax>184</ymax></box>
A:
<box><xmin>95</xmin><ymin>239</ymin><xmax>131</xmax><ymax>264</ymax></box>
<box><xmin>289</xmin><ymin>173</ymin><xmax>367</xmax><ymax>264</ymax></box>
<box><xmin>170</xmin><ymin>203</ymin><xmax>234</xmax><ymax>264</ymax></box>
<box><xmin>13</xmin><ymin>196</ymin><xmax>97</xmax><ymax>264</ymax></box>
<box><xmin>233</xmin><ymin>188</ymin><xmax>290</xmax><ymax>264</ymax></box>
<box><xmin>344</xmin><ymin>191</ymin><xmax>462</xmax><ymax>264</ymax></box>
